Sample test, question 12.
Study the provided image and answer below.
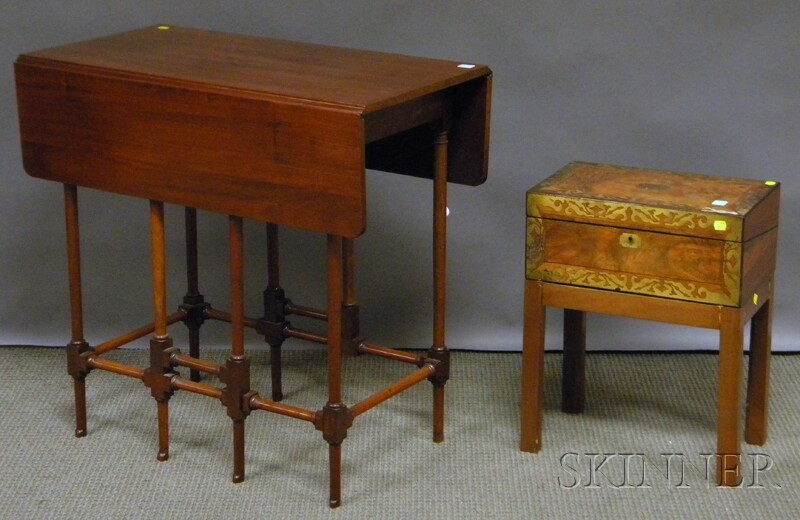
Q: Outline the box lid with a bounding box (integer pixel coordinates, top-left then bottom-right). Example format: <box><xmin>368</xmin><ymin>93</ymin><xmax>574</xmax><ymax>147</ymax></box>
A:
<box><xmin>527</xmin><ymin>162</ymin><xmax>780</xmax><ymax>241</ymax></box>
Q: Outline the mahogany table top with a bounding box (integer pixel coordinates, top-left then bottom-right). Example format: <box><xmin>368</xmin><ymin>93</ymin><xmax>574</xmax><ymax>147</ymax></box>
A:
<box><xmin>16</xmin><ymin>26</ymin><xmax>492</xmax><ymax>236</ymax></box>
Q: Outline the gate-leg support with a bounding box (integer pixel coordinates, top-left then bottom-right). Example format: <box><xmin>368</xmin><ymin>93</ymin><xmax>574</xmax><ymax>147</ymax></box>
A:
<box><xmin>222</xmin><ymin>215</ymin><xmax>253</xmax><ymax>483</ymax></box>
<box><xmin>342</xmin><ymin>238</ymin><xmax>361</xmax><ymax>355</ymax></box>
<box><xmin>142</xmin><ymin>200</ymin><xmax>178</xmax><ymax>462</ymax></box>
<box><xmin>314</xmin><ymin>235</ymin><xmax>353</xmax><ymax>508</ymax></box>
<box><xmin>181</xmin><ymin>207</ymin><xmax>209</xmax><ymax>382</ymax></box>
<box><xmin>260</xmin><ymin>222</ymin><xmax>287</xmax><ymax>401</ymax></box>
<box><xmin>64</xmin><ymin>184</ymin><xmax>93</xmax><ymax>437</ymax></box>
<box><xmin>429</xmin><ymin>124</ymin><xmax>450</xmax><ymax>443</ymax></box>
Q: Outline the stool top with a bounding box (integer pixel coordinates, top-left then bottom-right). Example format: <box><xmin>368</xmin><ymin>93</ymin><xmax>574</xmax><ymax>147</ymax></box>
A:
<box><xmin>527</xmin><ymin>162</ymin><xmax>779</xmax><ymax>242</ymax></box>
<box><xmin>16</xmin><ymin>26</ymin><xmax>492</xmax><ymax>237</ymax></box>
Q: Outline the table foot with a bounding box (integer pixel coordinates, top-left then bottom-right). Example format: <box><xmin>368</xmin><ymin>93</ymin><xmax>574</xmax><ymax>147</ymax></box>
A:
<box><xmin>432</xmin><ymin>386</ymin><xmax>445</xmax><ymax>443</ymax></box>
<box><xmin>144</xmin><ymin>337</ymin><xmax>177</xmax><ymax>461</ymax></box>
<box><xmin>426</xmin><ymin>348</ymin><xmax>449</xmax><ymax>443</ymax></box>
<box><xmin>156</xmin><ymin>400</ymin><xmax>170</xmax><ymax>461</ymax></box>
<box><xmin>315</xmin><ymin>403</ymin><xmax>351</xmax><ymax>508</ymax></box>
<box><xmin>220</xmin><ymin>355</ymin><xmax>252</xmax><ymax>482</ymax></box>
<box><xmin>329</xmin><ymin>444</ymin><xmax>342</xmax><ymax>508</ymax></box>
<box><xmin>72</xmin><ymin>378</ymin><xmax>88</xmax><ymax>437</ymax></box>
<box><xmin>232</xmin><ymin>419</ymin><xmax>245</xmax><ymax>483</ymax></box>
<box><xmin>67</xmin><ymin>339</ymin><xmax>92</xmax><ymax>437</ymax></box>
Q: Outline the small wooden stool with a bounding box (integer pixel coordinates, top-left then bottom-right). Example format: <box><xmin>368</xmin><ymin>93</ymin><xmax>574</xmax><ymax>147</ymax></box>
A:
<box><xmin>520</xmin><ymin>162</ymin><xmax>779</xmax><ymax>487</ymax></box>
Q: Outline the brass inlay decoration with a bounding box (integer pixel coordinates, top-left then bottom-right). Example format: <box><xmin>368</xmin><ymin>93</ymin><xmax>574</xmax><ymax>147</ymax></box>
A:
<box><xmin>529</xmin><ymin>265</ymin><xmax>739</xmax><ymax>306</ymax></box>
<box><xmin>526</xmin><ymin>216</ymin><xmax>742</xmax><ymax>306</ymax></box>
<box><xmin>526</xmin><ymin>218</ymin><xmax>545</xmax><ymax>269</ymax></box>
<box><xmin>722</xmin><ymin>241</ymin><xmax>741</xmax><ymax>304</ymax></box>
<box><xmin>527</xmin><ymin>195</ymin><xmax>742</xmax><ymax>241</ymax></box>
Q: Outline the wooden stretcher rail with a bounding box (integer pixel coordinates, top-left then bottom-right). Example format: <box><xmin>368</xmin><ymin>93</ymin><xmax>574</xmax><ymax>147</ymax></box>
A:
<box><xmin>87</xmin><ymin>356</ymin><xmax>145</xmax><ymax>379</ymax></box>
<box><xmin>93</xmin><ymin>311</ymin><xmax>185</xmax><ymax>355</ymax></box>
<box><xmin>249</xmin><ymin>395</ymin><xmax>317</xmax><ymax>422</ymax></box>
<box><xmin>285</xmin><ymin>327</ymin><xmax>328</xmax><ymax>345</ymax></box>
<box><xmin>350</xmin><ymin>363</ymin><xmax>436</xmax><ymax>418</ymax></box>
<box><xmin>171</xmin><ymin>377</ymin><xmax>223</xmax><ymax>399</ymax></box>
<box><xmin>357</xmin><ymin>342</ymin><xmax>424</xmax><ymax>364</ymax></box>
<box><xmin>285</xmin><ymin>303</ymin><xmax>328</xmax><ymax>321</ymax></box>
<box><xmin>171</xmin><ymin>353</ymin><xmax>222</xmax><ymax>375</ymax></box>
<box><xmin>204</xmin><ymin>308</ymin><xmax>259</xmax><ymax>329</ymax></box>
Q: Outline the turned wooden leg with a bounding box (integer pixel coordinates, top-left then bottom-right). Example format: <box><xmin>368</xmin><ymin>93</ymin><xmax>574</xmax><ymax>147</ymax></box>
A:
<box><xmin>265</xmin><ymin>222</ymin><xmax>284</xmax><ymax>401</ymax></box>
<box><xmin>187</xmin><ymin>329</ymin><xmax>201</xmax><ymax>382</ymax></box>
<box><xmin>64</xmin><ymin>184</ymin><xmax>91</xmax><ymax>437</ymax></box>
<box><xmin>429</xmin><ymin>126</ymin><xmax>450</xmax><ymax>443</ymax></box>
<box><xmin>322</xmin><ymin>234</ymin><xmax>351</xmax><ymax>508</ymax></box>
<box><xmin>183</xmin><ymin>207</ymin><xmax>205</xmax><ymax>382</ymax></box>
<box><xmin>156</xmin><ymin>400</ymin><xmax>170</xmax><ymax>461</ymax></box>
<box><xmin>717</xmin><ymin>306</ymin><xmax>744</xmax><ymax>487</ymax></box>
<box><xmin>226</xmin><ymin>215</ymin><xmax>249</xmax><ymax>483</ymax></box>
<box><xmin>232</xmin><ymin>419</ymin><xmax>245</xmax><ymax>483</ymax></box>
<box><xmin>746</xmin><ymin>284</ymin><xmax>773</xmax><ymax>445</ymax></box>
<box><xmin>270</xmin><ymin>340</ymin><xmax>283</xmax><ymax>402</ymax></box>
<box><xmin>329</xmin><ymin>444</ymin><xmax>342</xmax><ymax>506</ymax></box>
<box><xmin>562</xmin><ymin>309</ymin><xmax>586</xmax><ymax>414</ymax></box>
<box><xmin>143</xmin><ymin>200</ymin><xmax>177</xmax><ymax>462</ymax></box>
<box><xmin>342</xmin><ymin>238</ymin><xmax>360</xmax><ymax>355</ymax></box>
<box><xmin>520</xmin><ymin>280</ymin><xmax>545</xmax><ymax>452</ymax></box>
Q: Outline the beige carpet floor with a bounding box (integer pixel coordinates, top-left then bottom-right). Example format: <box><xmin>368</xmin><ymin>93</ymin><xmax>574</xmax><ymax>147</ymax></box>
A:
<box><xmin>1</xmin><ymin>347</ymin><xmax>798</xmax><ymax>519</ymax></box>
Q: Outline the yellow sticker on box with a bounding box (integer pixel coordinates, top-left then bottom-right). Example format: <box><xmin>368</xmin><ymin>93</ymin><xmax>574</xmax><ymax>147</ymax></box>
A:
<box><xmin>713</xmin><ymin>220</ymin><xmax>727</xmax><ymax>231</ymax></box>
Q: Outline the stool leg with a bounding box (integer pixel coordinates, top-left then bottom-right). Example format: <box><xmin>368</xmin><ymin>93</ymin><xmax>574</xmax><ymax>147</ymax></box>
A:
<box><xmin>265</xmin><ymin>222</ymin><xmax>284</xmax><ymax>401</ymax></box>
<box><xmin>521</xmin><ymin>280</ymin><xmax>545</xmax><ymax>452</ymax></box>
<box><xmin>183</xmin><ymin>207</ymin><xmax>206</xmax><ymax>382</ymax></box>
<box><xmin>428</xmin><ymin>126</ymin><xmax>450</xmax><ymax>443</ymax></box>
<box><xmin>746</xmin><ymin>286</ymin><xmax>773</xmax><ymax>445</ymax></box>
<box><xmin>64</xmin><ymin>184</ymin><xmax>91</xmax><ymax>437</ymax></box>
<box><xmin>718</xmin><ymin>306</ymin><xmax>744</xmax><ymax>487</ymax></box>
<box><xmin>562</xmin><ymin>309</ymin><xmax>586</xmax><ymax>414</ymax></box>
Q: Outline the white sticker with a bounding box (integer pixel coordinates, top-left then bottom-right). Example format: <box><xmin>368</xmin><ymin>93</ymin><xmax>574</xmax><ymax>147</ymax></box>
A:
<box><xmin>457</xmin><ymin>64</ymin><xmax>476</xmax><ymax>69</ymax></box>
<box><xmin>712</xmin><ymin>200</ymin><xmax>729</xmax><ymax>207</ymax></box>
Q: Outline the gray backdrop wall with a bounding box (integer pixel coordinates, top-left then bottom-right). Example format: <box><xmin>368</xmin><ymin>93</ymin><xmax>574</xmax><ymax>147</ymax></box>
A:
<box><xmin>1</xmin><ymin>1</ymin><xmax>797</xmax><ymax>352</ymax></box>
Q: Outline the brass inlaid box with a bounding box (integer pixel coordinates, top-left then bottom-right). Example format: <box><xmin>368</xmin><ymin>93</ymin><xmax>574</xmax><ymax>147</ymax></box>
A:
<box><xmin>526</xmin><ymin>162</ymin><xmax>780</xmax><ymax>306</ymax></box>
